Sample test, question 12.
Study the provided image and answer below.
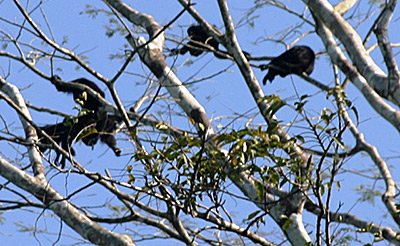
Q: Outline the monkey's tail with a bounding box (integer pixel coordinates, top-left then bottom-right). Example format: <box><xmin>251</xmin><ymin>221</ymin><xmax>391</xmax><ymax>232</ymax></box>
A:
<box><xmin>213</xmin><ymin>49</ymin><xmax>251</xmax><ymax>60</ymax></box>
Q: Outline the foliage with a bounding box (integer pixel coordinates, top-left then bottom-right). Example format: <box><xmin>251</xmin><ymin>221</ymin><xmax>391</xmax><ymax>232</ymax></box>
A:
<box><xmin>0</xmin><ymin>0</ymin><xmax>400</xmax><ymax>246</ymax></box>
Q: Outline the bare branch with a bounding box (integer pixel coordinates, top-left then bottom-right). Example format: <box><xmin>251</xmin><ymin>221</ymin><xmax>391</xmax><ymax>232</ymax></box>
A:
<box><xmin>0</xmin><ymin>156</ymin><xmax>135</xmax><ymax>245</ymax></box>
<box><xmin>312</xmin><ymin>13</ymin><xmax>400</xmax><ymax>133</ymax></box>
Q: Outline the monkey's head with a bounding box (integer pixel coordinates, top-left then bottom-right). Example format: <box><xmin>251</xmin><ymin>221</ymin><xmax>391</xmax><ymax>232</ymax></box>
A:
<box><xmin>187</xmin><ymin>25</ymin><xmax>207</xmax><ymax>39</ymax></box>
<box><xmin>50</xmin><ymin>75</ymin><xmax>62</xmax><ymax>83</ymax></box>
<box><xmin>187</xmin><ymin>25</ymin><xmax>198</xmax><ymax>36</ymax></box>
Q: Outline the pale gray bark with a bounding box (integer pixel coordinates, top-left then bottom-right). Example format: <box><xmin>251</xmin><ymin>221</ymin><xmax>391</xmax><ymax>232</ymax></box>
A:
<box><xmin>0</xmin><ymin>76</ymin><xmax>135</xmax><ymax>246</ymax></box>
<box><xmin>107</xmin><ymin>0</ymin><xmax>312</xmax><ymax>244</ymax></box>
<box><xmin>0</xmin><ymin>156</ymin><xmax>135</xmax><ymax>246</ymax></box>
<box><xmin>304</xmin><ymin>0</ymin><xmax>400</xmax><ymax>130</ymax></box>
<box><xmin>1</xmin><ymin>0</ymin><xmax>399</xmax><ymax>245</ymax></box>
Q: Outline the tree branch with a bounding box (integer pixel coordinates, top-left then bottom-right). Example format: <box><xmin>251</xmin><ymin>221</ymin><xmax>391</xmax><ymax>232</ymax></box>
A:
<box><xmin>0</xmin><ymin>156</ymin><xmax>135</xmax><ymax>245</ymax></box>
<box><xmin>312</xmin><ymin>12</ymin><xmax>400</xmax><ymax>133</ymax></box>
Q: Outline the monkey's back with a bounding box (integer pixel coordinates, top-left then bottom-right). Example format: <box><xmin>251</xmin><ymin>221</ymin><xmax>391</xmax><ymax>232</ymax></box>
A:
<box><xmin>263</xmin><ymin>45</ymin><xmax>315</xmax><ymax>84</ymax></box>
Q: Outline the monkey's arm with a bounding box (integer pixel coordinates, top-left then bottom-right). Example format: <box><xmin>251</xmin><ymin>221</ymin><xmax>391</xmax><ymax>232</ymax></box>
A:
<box><xmin>50</xmin><ymin>76</ymin><xmax>81</xmax><ymax>95</ymax></box>
<box><xmin>50</xmin><ymin>76</ymin><xmax>105</xmax><ymax>101</ymax></box>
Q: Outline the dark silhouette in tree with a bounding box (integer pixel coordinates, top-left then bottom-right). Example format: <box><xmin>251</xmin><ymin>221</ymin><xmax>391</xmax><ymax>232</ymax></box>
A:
<box><xmin>38</xmin><ymin>113</ymin><xmax>122</xmax><ymax>167</ymax></box>
<box><xmin>171</xmin><ymin>25</ymin><xmax>219</xmax><ymax>57</ymax></box>
<box><xmin>43</xmin><ymin>76</ymin><xmax>123</xmax><ymax>167</ymax></box>
<box><xmin>81</xmin><ymin>114</ymin><xmax>123</xmax><ymax>157</ymax></box>
<box><xmin>38</xmin><ymin>115</ymin><xmax>97</xmax><ymax>168</ymax></box>
<box><xmin>50</xmin><ymin>75</ymin><xmax>105</xmax><ymax>111</ymax></box>
<box><xmin>259</xmin><ymin>45</ymin><xmax>315</xmax><ymax>84</ymax></box>
<box><xmin>38</xmin><ymin>121</ymin><xmax>75</xmax><ymax>167</ymax></box>
<box><xmin>171</xmin><ymin>25</ymin><xmax>251</xmax><ymax>60</ymax></box>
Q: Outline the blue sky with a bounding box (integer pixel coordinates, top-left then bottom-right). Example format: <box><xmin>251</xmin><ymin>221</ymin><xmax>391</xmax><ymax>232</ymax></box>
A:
<box><xmin>1</xmin><ymin>0</ymin><xmax>400</xmax><ymax>245</ymax></box>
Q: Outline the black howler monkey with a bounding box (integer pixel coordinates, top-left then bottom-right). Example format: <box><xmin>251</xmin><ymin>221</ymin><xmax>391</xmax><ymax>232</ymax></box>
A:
<box><xmin>38</xmin><ymin>120</ymin><xmax>79</xmax><ymax>168</ymax></box>
<box><xmin>38</xmin><ymin>114</ymin><xmax>99</xmax><ymax>167</ymax></box>
<box><xmin>50</xmin><ymin>75</ymin><xmax>105</xmax><ymax>111</ymax></box>
<box><xmin>259</xmin><ymin>45</ymin><xmax>315</xmax><ymax>84</ymax></box>
<box><xmin>81</xmin><ymin>114</ymin><xmax>122</xmax><ymax>157</ymax></box>
<box><xmin>38</xmin><ymin>122</ymin><xmax>74</xmax><ymax>167</ymax></box>
<box><xmin>174</xmin><ymin>25</ymin><xmax>219</xmax><ymax>57</ymax></box>
<box><xmin>171</xmin><ymin>25</ymin><xmax>251</xmax><ymax>60</ymax></box>
<box><xmin>42</xmin><ymin>76</ymin><xmax>122</xmax><ymax>167</ymax></box>
<box><xmin>38</xmin><ymin>113</ymin><xmax>122</xmax><ymax>167</ymax></box>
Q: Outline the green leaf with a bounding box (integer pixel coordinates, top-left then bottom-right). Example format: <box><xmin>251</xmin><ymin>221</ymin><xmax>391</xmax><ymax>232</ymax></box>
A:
<box><xmin>295</xmin><ymin>135</ymin><xmax>305</xmax><ymax>143</ymax></box>
<box><xmin>127</xmin><ymin>165</ymin><xmax>133</xmax><ymax>173</ymax></box>
<box><xmin>265</xmin><ymin>95</ymin><xmax>286</xmax><ymax>116</ymax></box>
<box><xmin>254</xmin><ymin>180</ymin><xmax>265</xmax><ymax>200</ymax></box>
<box><xmin>198</xmin><ymin>122</ymin><xmax>205</xmax><ymax>132</ymax></box>
<box><xmin>336</xmin><ymin>181</ymin><xmax>341</xmax><ymax>191</ymax></box>
<box><xmin>282</xmin><ymin>218</ymin><xmax>293</xmax><ymax>230</ymax></box>
<box><xmin>256</xmin><ymin>95</ymin><xmax>270</xmax><ymax>104</ymax></box>
<box><xmin>270</xmin><ymin>134</ymin><xmax>280</xmax><ymax>142</ymax></box>
<box><xmin>332</xmin><ymin>136</ymin><xmax>345</xmax><ymax>149</ymax></box>
<box><xmin>242</xmin><ymin>141</ymin><xmax>247</xmax><ymax>153</ymax></box>
<box><xmin>78</xmin><ymin>127</ymin><xmax>97</xmax><ymax>140</ymax></box>
<box><xmin>155</xmin><ymin>122</ymin><xmax>169</xmax><ymax>130</ymax></box>
<box><xmin>320</xmin><ymin>183</ymin><xmax>325</xmax><ymax>195</ymax></box>
<box><xmin>128</xmin><ymin>174</ymin><xmax>135</xmax><ymax>184</ymax></box>
<box><xmin>247</xmin><ymin>210</ymin><xmax>261</xmax><ymax>220</ymax></box>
